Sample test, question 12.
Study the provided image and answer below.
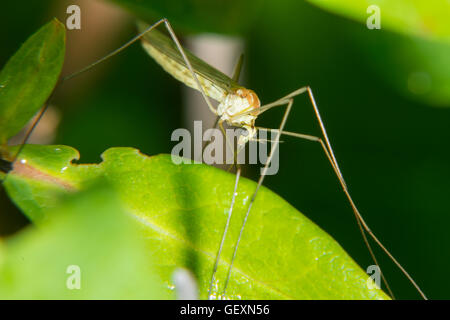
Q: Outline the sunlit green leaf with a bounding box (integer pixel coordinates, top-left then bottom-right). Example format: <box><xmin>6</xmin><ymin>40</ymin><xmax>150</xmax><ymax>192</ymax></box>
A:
<box><xmin>356</xmin><ymin>28</ymin><xmax>450</xmax><ymax>107</ymax></box>
<box><xmin>303</xmin><ymin>1</ymin><xmax>450</xmax><ymax>106</ymax></box>
<box><xmin>307</xmin><ymin>0</ymin><xmax>450</xmax><ymax>42</ymax></box>
<box><xmin>3</xmin><ymin>145</ymin><xmax>389</xmax><ymax>299</ymax></box>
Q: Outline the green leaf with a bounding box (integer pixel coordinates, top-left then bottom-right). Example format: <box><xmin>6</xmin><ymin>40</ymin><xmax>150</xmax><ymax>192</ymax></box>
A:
<box><xmin>108</xmin><ymin>0</ymin><xmax>261</xmax><ymax>34</ymax></box>
<box><xmin>3</xmin><ymin>145</ymin><xmax>389</xmax><ymax>299</ymax></box>
<box><xmin>356</xmin><ymin>28</ymin><xmax>450</xmax><ymax>107</ymax></box>
<box><xmin>307</xmin><ymin>0</ymin><xmax>450</xmax><ymax>42</ymax></box>
<box><xmin>0</xmin><ymin>182</ymin><xmax>167</xmax><ymax>299</ymax></box>
<box><xmin>0</xmin><ymin>19</ymin><xmax>65</xmax><ymax>144</ymax></box>
<box><xmin>305</xmin><ymin>1</ymin><xmax>450</xmax><ymax>106</ymax></box>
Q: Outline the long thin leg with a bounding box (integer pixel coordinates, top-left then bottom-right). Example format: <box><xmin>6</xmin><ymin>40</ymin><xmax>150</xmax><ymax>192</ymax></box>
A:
<box><xmin>9</xmin><ymin>90</ymin><xmax>56</xmax><ymax>166</ymax></box>
<box><xmin>202</xmin><ymin>116</ymin><xmax>220</xmax><ymax>154</ymax></box>
<box><xmin>162</xmin><ymin>20</ymin><xmax>217</xmax><ymax>115</ymax></box>
<box><xmin>5</xmin><ymin>18</ymin><xmax>218</xmax><ymax>180</ymax></box>
<box><xmin>8</xmin><ymin>19</ymin><xmax>171</xmax><ymax>170</ymax></box>
<box><xmin>63</xmin><ymin>19</ymin><xmax>165</xmax><ymax>81</ymax></box>
<box><xmin>273</xmin><ymin>87</ymin><xmax>426</xmax><ymax>299</ymax></box>
<box><xmin>255</xmin><ymin>126</ymin><xmax>394</xmax><ymax>299</ymax></box>
<box><xmin>65</xmin><ymin>18</ymin><xmax>217</xmax><ymax>115</ymax></box>
<box><xmin>236</xmin><ymin>87</ymin><xmax>346</xmax><ymax>179</ymax></box>
<box><xmin>228</xmin><ymin>86</ymin><xmax>427</xmax><ymax>299</ymax></box>
<box><xmin>2</xmin><ymin>88</ymin><xmax>58</xmax><ymax>184</ymax></box>
<box><xmin>221</xmin><ymin>99</ymin><xmax>293</xmax><ymax>296</ymax></box>
<box><xmin>208</xmin><ymin>166</ymin><xmax>241</xmax><ymax>299</ymax></box>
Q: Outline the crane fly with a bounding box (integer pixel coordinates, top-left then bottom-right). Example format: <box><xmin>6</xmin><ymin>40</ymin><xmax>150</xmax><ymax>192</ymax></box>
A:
<box><xmin>135</xmin><ymin>20</ymin><xmax>427</xmax><ymax>300</ymax></box>
<box><xmin>3</xmin><ymin>18</ymin><xmax>427</xmax><ymax>300</ymax></box>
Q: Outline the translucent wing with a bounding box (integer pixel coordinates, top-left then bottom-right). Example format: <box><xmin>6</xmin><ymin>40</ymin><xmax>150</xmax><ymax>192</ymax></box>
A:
<box><xmin>138</xmin><ymin>21</ymin><xmax>242</xmax><ymax>102</ymax></box>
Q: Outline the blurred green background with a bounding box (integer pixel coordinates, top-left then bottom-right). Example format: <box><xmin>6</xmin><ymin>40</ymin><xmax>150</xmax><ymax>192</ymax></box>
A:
<box><xmin>1</xmin><ymin>0</ymin><xmax>449</xmax><ymax>299</ymax></box>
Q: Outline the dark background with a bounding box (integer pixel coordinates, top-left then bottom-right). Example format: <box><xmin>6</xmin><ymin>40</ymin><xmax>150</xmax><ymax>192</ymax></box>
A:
<box><xmin>1</xmin><ymin>0</ymin><xmax>449</xmax><ymax>299</ymax></box>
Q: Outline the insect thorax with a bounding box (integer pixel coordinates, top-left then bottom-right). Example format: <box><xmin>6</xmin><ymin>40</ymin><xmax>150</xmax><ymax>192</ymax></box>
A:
<box><xmin>217</xmin><ymin>88</ymin><xmax>260</xmax><ymax>147</ymax></box>
<box><xmin>217</xmin><ymin>88</ymin><xmax>260</xmax><ymax>127</ymax></box>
